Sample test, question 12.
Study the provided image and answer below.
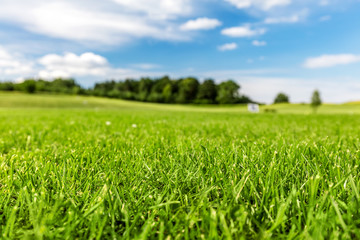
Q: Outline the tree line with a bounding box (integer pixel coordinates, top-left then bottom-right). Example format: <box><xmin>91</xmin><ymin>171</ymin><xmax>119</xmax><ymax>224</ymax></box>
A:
<box><xmin>0</xmin><ymin>76</ymin><xmax>253</xmax><ymax>104</ymax></box>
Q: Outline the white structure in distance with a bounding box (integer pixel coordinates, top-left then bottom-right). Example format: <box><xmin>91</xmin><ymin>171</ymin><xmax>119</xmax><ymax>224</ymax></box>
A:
<box><xmin>247</xmin><ymin>103</ymin><xmax>260</xmax><ymax>113</ymax></box>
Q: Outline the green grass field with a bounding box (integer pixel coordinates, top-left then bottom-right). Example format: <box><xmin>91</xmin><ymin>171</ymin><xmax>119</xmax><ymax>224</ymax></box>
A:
<box><xmin>1</xmin><ymin>93</ymin><xmax>360</xmax><ymax>239</ymax></box>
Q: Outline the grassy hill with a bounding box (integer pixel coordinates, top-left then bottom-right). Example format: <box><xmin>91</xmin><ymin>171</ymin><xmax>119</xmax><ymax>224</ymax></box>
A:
<box><xmin>1</xmin><ymin>92</ymin><xmax>360</xmax><ymax>114</ymax></box>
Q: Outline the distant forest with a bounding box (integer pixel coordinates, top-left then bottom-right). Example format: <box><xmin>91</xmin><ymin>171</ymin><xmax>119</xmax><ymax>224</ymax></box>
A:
<box><xmin>0</xmin><ymin>76</ymin><xmax>254</xmax><ymax>104</ymax></box>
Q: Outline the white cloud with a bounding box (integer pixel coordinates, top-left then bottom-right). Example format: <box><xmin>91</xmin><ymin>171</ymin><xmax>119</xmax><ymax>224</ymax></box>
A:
<box><xmin>0</xmin><ymin>48</ymin><xmax>167</xmax><ymax>82</ymax></box>
<box><xmin>225</xmin><ymin>0</ymin><xmax>292</xmax><ymax>11</ymax></box>
<box><xmin>0</xmin><ymin>46</ymin><xmax>34</xmax><ymax>77</ymax></box>
<box><xmin>38</xmin><ymin>52</ymin><xmax>111</xmax><ymax>78</ymax></box>
<box><xmin>180</xmin><ymin>17</ymin><xmax>222</xmax><ymax>31</ymax></box>
<box><xmin>0</xmin><ymin>0</ymin><xmax>195</xmax><ymax>45</ymax></box>
<box><xmin>36</xmin><ymin>52</ymin><xmax>168</xmax><ymax>81</ymax></box>
<box><xmin>218</xmin><ymin>43</ymin><xmax>238</xmax><ymax>51</ymax></box>
<box><xmin>304</xmin><ymin>54</ymin><xmax>360</xmax><ymax>69</ymax></box>
<box><xmin>112</xmin><ymin>0</ymin><xmax>192</xmax><ymax>20</ymax></box>
<box><xmin>221</xmin><ymin>25</ymin><xmax>266</xmax><ymax>37</ymax></box>
<box><xmin>252</xmin><ymin>40</ymin><xmax>267</xmax><ymax>46</ymax></box>
<box><xmin>36</xmin><ymin>52</ymin><xmax>157</xmax><ymax>80</ymax></box>
<box><xmin>39</xmin><ymin>53</ymin><xmax>108</xmax><ymax>69</ymax></box>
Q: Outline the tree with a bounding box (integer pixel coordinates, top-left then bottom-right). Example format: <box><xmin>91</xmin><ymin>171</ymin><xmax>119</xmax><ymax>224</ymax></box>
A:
<box><xmin>176</xmin><ymin>77</ymin><xmax>199</xmax><ymax>103</ymax></box>
<box><xmin>3</xmin><ymin>76</ymin><xmax>258</xmax><ymax>105</ymax></box>
<box><xmin>0</xmin><ymin>82</ymin><xmax>15</xmax><ymax>91</ymax></box>
<box><xmin>197</xmin><ymin>79</ymin><xmax>217</xmax><ymax>104</ymax></box>
<box><xmin>115</xmin><ymin>79</ymin><xmax>138</xmax><ymax>100</ymax></box>
<box><xmin>162</xmin><ymin>83</ymin><xmax>173</xmax><ymax>103</ymax></box>
<box><xmin>147</xmin><ymin>76</ymin><xmax>171</xmax><ymax>103</ymax></box>
<box><xmin>311</xmin><ymin>90</ymin><xmax>321</xmax><ymax>112</ymax></box>
<box><xmin>137</xmin><ymin>78</ymin><xmax>153</xmax><ymax>101</ymax></box>
<box><xmin>216</xmin><ymin>80</ymin><xmax>240</xmax><ymax>104</ymax></box>
<box><xmin>50</xmin><ymin>78</ymin><xmax>79</xmax><ymax>93</ymax></box>
<box><xmin>274</xmin><ymin>93</ymin><xmax>289</xmax><ymax>104</ymax></box>
<box><xmin>93</xmin><ymin>80</ymin><xmax>116</xmax><ymax>97</ymax></box>
<box><xmin>22</xmin><ymin>80</ymin><xmax>37</xmax><ymax>94</ymax></box>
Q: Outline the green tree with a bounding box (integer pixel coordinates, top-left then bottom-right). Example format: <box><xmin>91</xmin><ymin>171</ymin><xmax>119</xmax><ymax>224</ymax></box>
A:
<box><xmin>311</xmin><ymin>90</ymin><xmax>321</xmax><ymax>113</ymax></box>
<box><xmin>93</xmin><ymin>80</ymin><xmax>116</xmax><ymax>97</ymax></box>
<box><xmin>176</xmin><ymin>77</ymin><xmax>199</xmax><ymax>103</ymax></box>
<box><xmin>22</xmin><ymin>80</ymin><xmax>37</xmax><ymax>94</ymax></box>
<box><xmin>216</xmin><ymin>80</ymin><xmax>240</xmax><ymax>104</ymax></box>
<box><xmin>197</xmin><ymin>79</ymin><xmax>217</xmax><ymax>104</ymax></box>
<box><xmin>162</xmin><ymin>83</ymin><xmax>173</xmax><ymax>103</ymax></box>
<box><xmin>137</xmin><ymin>78</ymin><xmax>153</xmax><ymax>101</ymax></box>
<box><xmin>50</xmin><ymin>78</ymin><xmax>79</xmax><ymax>93</ymax></box>
<box><xmin>35</xmin><ymin>79</ymin><xmax>50</xmax><ymax>92</ymax></box>
<box><xmin>147</xmin><ymin>76</ymin><xmax>171</xmax><ymax>102</ymax></box>
<box><xmin>274</xmin><ymin>93</ymin><xmax>289</xmax><ymax>104</ymax></box>
<box><xmin>0</xmin><ymin>82</ymin><xmax>15</xmax><ymax>91</ymax></box>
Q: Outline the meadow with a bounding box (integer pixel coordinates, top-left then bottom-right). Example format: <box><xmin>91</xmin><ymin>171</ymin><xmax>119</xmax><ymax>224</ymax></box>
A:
<box><xmin>0</xmin><ymin>92</ymin><xmax>360</xmax><ymax>239</ymax></box>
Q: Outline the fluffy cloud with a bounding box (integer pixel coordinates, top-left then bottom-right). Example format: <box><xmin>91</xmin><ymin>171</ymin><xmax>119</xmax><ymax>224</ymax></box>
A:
<box><xmin>0</xmin><ymin>49</ymin><xmax>166</xmax><ymax>81</ymax></box>
<box><xmin>0</xmin><ymin>0</ymin><xmax>195</xmax><ymax>45</ymax></box>
<box><xmin>225</xmin><ymin>0</ymin><xmax>291</xmax><ymax>11</ymax></box>
<box><xmin>38</xmin><ymin>52</ymin><xmax>112</xmax><ymax>79</ymax></box>
<box><xmin>180</xmin><ymin>18</ymin><xmax>222</xmax><ymax>31</ymax></box>
<box><xmin>221</xmin><ymin>25</ymin><xmax>266</xmax><ymax>37</ymax></box>
<box><xmin>0</xmin><ymin>46</ymin><xmax>34</xmax><ymax>77</ymax></box>
<box><xmin>252</xmin><ymin>40</ymin><xmax>267</xmax><ymax>46</ymax></box>
<box><xmin>304</xmin><ymin>54</ymin><xmax>360</xmax><ymax>69</ymax></box>
<box><xmin>36</xmin><ymin>52</ymin><xmax>169</xmax><ymax>81</ymax></box>
<box><xmin>218</xmin><ymin>43</ymin><xmax>238</xmax><ymax>51</ymax></box>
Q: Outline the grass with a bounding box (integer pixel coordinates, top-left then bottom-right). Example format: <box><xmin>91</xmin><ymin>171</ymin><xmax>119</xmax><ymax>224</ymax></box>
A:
<box><xmin>0</xmin><ymin>92</ymin><xmax>360</xmax><ymax>239</ymax></box>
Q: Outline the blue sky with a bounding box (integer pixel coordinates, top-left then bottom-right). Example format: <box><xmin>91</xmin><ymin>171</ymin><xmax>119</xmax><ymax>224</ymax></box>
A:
<box><xmin>0</xmin><ymin>0</ymin><xmax>360</xmax><ymax>103</ymax></box>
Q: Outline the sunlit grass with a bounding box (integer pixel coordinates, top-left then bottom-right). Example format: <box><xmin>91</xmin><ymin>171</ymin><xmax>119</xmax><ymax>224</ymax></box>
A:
<box><xmin>0</xmin><ymin>93</ymin><xmax>360</xmax><ymax>239</ymax></box>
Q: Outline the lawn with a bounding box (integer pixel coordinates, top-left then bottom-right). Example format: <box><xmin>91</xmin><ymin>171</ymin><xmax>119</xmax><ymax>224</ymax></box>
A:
<box><xmin>0</xmin><ymin>93</ymin><xmax>360</xmax><ymax>239</ymax></box>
